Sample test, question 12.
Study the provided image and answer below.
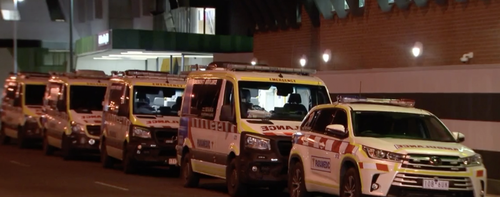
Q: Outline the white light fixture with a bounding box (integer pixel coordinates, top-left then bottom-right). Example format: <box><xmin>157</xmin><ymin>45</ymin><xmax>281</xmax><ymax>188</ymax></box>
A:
<box><xmin>412</xmin><ymin>42</ymin><xmax>423</xmax><ymax>57</ymax></box>
<box><xmin>251</xmin><ymin>58</ymin><xmax>257</xmax><ymax>66</ymax></box>
<box><xmin>299</xmin><ymin>55</ymin><xmax>307</xmax><ymax>67</ymax></box>
<box><xmin>16</xmin><ymin>0</ymin><xmax>24</xmax><ymax>2</ymax></box>
<box><xmin>94</xmin><ymin>57</ymin><xmax>122</xmax><ymax>60</ymax></box>
<box><xmin>322</xmin><ymin>49</ymin><xmax>331</xmax><ymax>63</ymax></box>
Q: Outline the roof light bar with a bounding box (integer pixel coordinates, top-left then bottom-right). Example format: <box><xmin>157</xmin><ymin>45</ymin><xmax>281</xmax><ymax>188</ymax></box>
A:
<box><xmin>116</xmin><ymin>70</ymin><xmax>187</xmax><ymax>81</ymax></box>
<box><xmin>10</xmin><ymin>72</ymin><xmax>50</xmax><ymax>78</ymax></box>
<box><xmin>49</xmin><ymin>70</ymin><xmax>110</xmax><ymax>80</ymax></box>
<box><xmin>337</xmin><ymin>95</ymin><xmax>416</xmax><ymax>107</ymax></box>
<box><xmin>189</xmin><ymin>62</ymin><xmax>317</xmax><ymax>75</ymax></box>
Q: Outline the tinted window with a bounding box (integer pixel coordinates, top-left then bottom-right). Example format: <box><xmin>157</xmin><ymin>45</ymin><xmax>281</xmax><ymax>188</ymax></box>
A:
<box><xmin>25</xmin><ymin>84</ymin><xmax>46</xmax><ymax>105</ymax></box>
<box><xmin>352</xmin><ymin>111</ymin><xmax>455</xmax><ymax>142</ymax></box>
<box><xmin>70</xmin><ymin>85</ymin><xmax>106</xmax><ymax>112</ymax></box>
<box><xmin>133</xmin><ymin>86</ymin><xmax>183</xmax><ymax>116</ymax></box>
<box><xmin>190</xmin><ymin>79</ymin><xmax>223</xmax><ymax>120</ymax></box>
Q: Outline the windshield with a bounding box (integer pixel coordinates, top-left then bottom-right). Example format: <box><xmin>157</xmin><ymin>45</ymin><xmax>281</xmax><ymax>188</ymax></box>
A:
<box><xmin>133</xmin><ymin>86</ymin><xmax>184</xmax><ymax>116</ymax></box>
<box><xmin>24</xmin><ymin>84</ymin><xmax>46</xmax><ymax>105</ymax></box>
<box><xmin>70</xmin><ymin>85</ymin><xmax>106</xmax><ymax>112</ymax></box>
<box><xmin>352</xmin><ymin>111</ymin><xmax>456</xmax><ymax>142</ymax></box>
<box><xmin>238</xmin><ymin>81</ymin><xmax>330</xmax><ymax>121</ymax></box>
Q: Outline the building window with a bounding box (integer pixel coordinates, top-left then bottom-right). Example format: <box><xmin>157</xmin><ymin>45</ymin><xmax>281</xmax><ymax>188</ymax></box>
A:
<box><xmin>77</xmin><ymin>0</ymin><xmax>86</xmax><ymax>22</ymax></box>
<box><xmin>95</xmin><ymin>0</ymin><xmax>103</xmax><ymax>19</ymax></box>
<box><xmin>142</xmin><ymin>0</ymin><xmax>152</xmax><ymax>16</ymax></box>
<box><xmin>1</xmin><ymin>9</ymin><xmax>20</xmax><ymax>21</ymax></box>
<box><xmin>86</xmin><ymin>0</ymin><xmax>94</xmax><ymax>21</ymax></box>
<box><xmin>194</xmin><ymin>8</ymin><xmax>215</xmax><ymax>35</ymax></box>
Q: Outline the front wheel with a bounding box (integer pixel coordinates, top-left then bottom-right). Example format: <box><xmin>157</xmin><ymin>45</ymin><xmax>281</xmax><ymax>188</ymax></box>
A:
<box><xmin>122</xmin><ymin>145</ymin><xmax>137</xmax><ymax>174</ymax></box>
<box><xmin>226</xmin><ymin>157</ymin><xmax>247</xmax><ymax>197</ymax></box>
<box><xmin>339</xmin><ymin>167</ymin><xmax>362</xmax><ymax>197</ymax></box>
<box><xmin>181</xmin><ymin>152</ymin><xmax>199</xmax><ymax>187</ymax></box>
<box><xmin>101</xmin><ymin>140</ymin><xmax>115</xmax><ymax>169</ymax></box>
<box><xmin>0</xmin><ymin>123</ymin><xmax>11</xmax><ymax>145</ymax></box>
<box><xmin>42</xmin><ymin>130</ymin><xmax>55</xmax><ymax>155</ymax></box>
<box><xmin>61</xmin><ymin>134</ymin><xmax>74</xmax><ymax>160</ymax></box>
<box><xmin>289</xmin><ymin>161</ymin><xmax>310</xmax><ymax>197</ymax></box>
<box><xmin>17</xmin><ymin>126</ymin><xmax>27</xmax><ymax>149</ymax></box>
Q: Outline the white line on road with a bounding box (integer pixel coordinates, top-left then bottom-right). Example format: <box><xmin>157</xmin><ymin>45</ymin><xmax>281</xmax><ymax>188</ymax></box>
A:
<box><xmin>9</xmin><ymin>160</ymin><xmax>30</xmax><ymax>167</ymax></box>
<box><xmin>94</xmin><ymin>181</ymin><xmax>129</xmax><ymax>191</ymax></box>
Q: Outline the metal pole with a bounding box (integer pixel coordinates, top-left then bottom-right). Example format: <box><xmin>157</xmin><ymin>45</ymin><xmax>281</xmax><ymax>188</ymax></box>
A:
<box><xmin>145</xmin><ymin>60</ymin><xmax>148</xmax><ymax>70</ymax></box>
<box><xmin>68</xmin><ymin>0</ymin><xmax>74</xmax><ymax>72</ymax></box>
<box><xmin>13</xmin><ymin>0</ymin><xmax>18</xmax><ymax>75</ymax></box>
<box><xmin>169</xmin><ymin>55</ymin><xmax>173</xmax><ymax>74</ymax></box>
<box><xmin>203</xmin><ymin>7</ymin><xmax>206</xmax><ymax>34</ymax></box>
<box><xmin>156</xmin><ymin>57</ymin><xmax>160</xmax><ymax>71</ymax></box>
<box><xmin>180</xmin><ymin>53</ymin><xmax>184</xmax><ymax>75</ymax></box>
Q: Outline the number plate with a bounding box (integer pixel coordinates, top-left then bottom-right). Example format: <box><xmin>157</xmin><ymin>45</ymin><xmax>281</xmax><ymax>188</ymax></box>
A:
<box><xmin>167</xmin><ymin>158</ymin><xmax>177</xmax><ymax>165</ymax></box>
<box><xmin>423</xmin><ymin>180</ymin><xmax>449</xmax><ymax>190</ymax></box>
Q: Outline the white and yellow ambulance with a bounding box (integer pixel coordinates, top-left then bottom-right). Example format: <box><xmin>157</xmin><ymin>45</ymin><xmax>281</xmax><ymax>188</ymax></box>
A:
<box><xmin>41</xmin><ymin>70</ymin><xmax>109</xmax><ymax>160</ymax></box>
<box><xmin>100</xmin><ymin>70</ymin><xmax>186</xmax><ymax>174</ymax></box>
<box><xmin>176</xmin><ymin>62</ymin><xmax>332</xmax><ymax>197</ymax></box>
<box><xmin>0</xmin><ymin>72</ymin><xmax>49</xmax><ymax>148</ymax></box>
<box><xmin>288</xmin><ymin>96</ymin><xmax>487</xmax><ymax>197</ymax></box>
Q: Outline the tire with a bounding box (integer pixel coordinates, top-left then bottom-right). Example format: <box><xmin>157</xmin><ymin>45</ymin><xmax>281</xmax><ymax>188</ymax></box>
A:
<box><xmin>226</xmin><ymin>157</ymin><xmax>247</xmax><ymax>197</ymax></box>
<box><xmin>289</xmin><ymin>161</ymin><xmax>310</xmax><ymax>197</ymax></box>
<box><xmin>181</xmin><ymin>152</ymin><xmax>199</xmax><ymax>187</ymax></box>
<box><xmin>122</xmin><ymin>144</ymin><xmax>137</xmax><ymax>174</ymax></box>
<box><xmin>0</xmin><ymin>123</ymin><xmax>11</xmax><ymax>145</ymax></box>
<box><xmin>17</xmin><ymin>126</ymin><xmax>27</xmax><ymax>149</ymax></box>
<box><xmin>339</xmin><ymin>167</ymin><xmax>362</xmax><ymax>197</ymax></box>
<box><xmin>61</xmin><ymin>134</ymin><xmax>74</xmax><ymax>160</ymax></box>
<box><xmin>42</xmin><ymin>130</ymin><xmax>55</xmax><ymax>156</ymax></box>
<box><xmin>101</xmin><ymin>139</ymin><xmax>115</xmax><ymax>169</ymax></box>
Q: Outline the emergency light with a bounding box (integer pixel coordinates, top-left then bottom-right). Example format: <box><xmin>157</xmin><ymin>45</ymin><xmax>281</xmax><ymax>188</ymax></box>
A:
<box><xmin>49</xmin><ymin>70</ymin><xmax>110</xmax><ymax>79</ymax></box>
<box><xmin>189</xmin><ymin>62</ymin><xmax>317</xmax><ymax>76</ymax></box>
<box><xmin>336</xmin><ymin>95</ymin><xmax>415</xmax><ymax>107</ymax></box>
<box><xmin>10</xmin><ymin>72</ymin><xmax>50</xmax><ymax>78</ymax></box>
<box><xmin>112</xmin><ymin>70</ymin><xmax>187</xmax><ymax>81</ymax></box>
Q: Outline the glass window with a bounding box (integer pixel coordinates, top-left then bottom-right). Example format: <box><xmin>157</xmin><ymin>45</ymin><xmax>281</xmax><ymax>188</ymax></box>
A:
<box><xmin>69</xmin><ymin>85</ymin><xmax>106</xmax><ymax>112</ymax></box>
<box><xmin>300</xmin><ymin>110</ymin><xmax>317</xmax><ymax>131</ymax></box>
<box><xmin>189</xmin><ymin>79</ymin><xmax>223</xmax><ymax>119</ymax></box>
<box><xmin>45</xmin><ymin>83</ymin><xmax>62</xmax><ymax>109</ymax></box>
<box><xmin>352</xmin><ymin>111</ymin><xmax>456</xmax><ymax>142</ymax></box>
<box><xmin>25</xmin><ymin>84</ymin><xmax>46</xmax><ymax>106</ymax></box>
<box><xmin>133</xmin><ymin>86</ymin><xmax>184</xmax><ymax>116</ymax></box>
<box><xmin>238</xmin><ymin>81</ymin><xmax>330</xmax><ymax>121</ymax></box>
<box><xmin>312</xmin><ymin>109</ymin><xmax>337</xmax><ymax>133</ymax></box>
<box><xmin>4</xmin><ymin>83</ymin><xmax>18</xmax><ymax>100</ymax></box>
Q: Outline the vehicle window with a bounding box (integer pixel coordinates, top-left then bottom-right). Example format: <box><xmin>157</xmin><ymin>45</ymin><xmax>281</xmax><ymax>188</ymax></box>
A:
<box><xmin>222</xmin><ymin>80</ymin><xmax>235</xmax><ymax>120</ymax></box>
<box><xmin>352</xmin><ymin>111</ymin><xmax>456</xmax><ymax>142</ymax></box>
<box><xmin>331</xmin><ymin>110</ymin><xmax>348</xmax><ymax>129</ymax></box>
<box><xmin>108</xmin><ymin>83</ymin><xmax>125</xmax><ymax>111</ymax></box>
<box><xmin>133</xmin><ymin>86</ymin><xmax>184</xmax><ymax>116</ymax></box>
<box><xmin>300</xmin><ymin>111</ymin><xmax>317</xmax><ymax>131</ymax></box>
<box><xmin>45</xmin><ymin>83</ymin><xmax>62</xmax><ymax>110</ymax></box>
<box><xmin>311</xmin><ymin>108</ymin><xmax>337</xmax><ymax>133</ymax></box>
<box><xmin>69</xmin><ymin>85</ymin><xmax>106</xmax><ymax>112</ymax></box>
<box><xmin>238</xmin><ymin>81</ymin><xmax>329</xmax><ymax>121</ymax></box>
<box><xmin>24</xmin><ymin>84</ymin><xmax>46</xmax><ymax>106</ymax></box>
<box><xmin>57</xmin><ymin>85</ymin><xmax>68</xmax><ymax>112</ymax></box>
<box><xmin>189</xmin><ymin>79</ymin><xmax>222</xmax><ymax>120</ymax></box>
<box><xmin>13</xmin><ymin>84</ymin><xmax>22</xmax><ymax>107</ymax></box>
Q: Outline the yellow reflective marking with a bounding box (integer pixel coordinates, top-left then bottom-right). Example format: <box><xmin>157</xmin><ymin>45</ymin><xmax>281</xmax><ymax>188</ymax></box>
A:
<box><xmin>71</xmin><ymin>82</ymin><xmax>108</xmax><ymax>86</ymax></box>
<box><xmin>134</xmin><ymin>82</ymin><xmax>185</xmax><ymax>88</ymax></box>
<box><xmin>239</xmin><ymin>77</ymin><xmax>322</xmax><ymax>85</ymax></box>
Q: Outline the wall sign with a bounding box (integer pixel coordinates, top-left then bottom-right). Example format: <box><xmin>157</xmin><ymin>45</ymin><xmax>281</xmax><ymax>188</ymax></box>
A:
<box><xmin>98</xmin><ymin>32</ymin><xmax>109</xmax><ymax>46</ymax></box>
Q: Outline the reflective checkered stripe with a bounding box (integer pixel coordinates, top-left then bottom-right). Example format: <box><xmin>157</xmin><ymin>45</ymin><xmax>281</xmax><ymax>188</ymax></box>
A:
<box><xmin>358</xmin><ymin>162</ymin><xmax>389</xmax><ymax>172</ymax></box>
<box><xmin>83</xmin><ymin>120</ymin><xmax>102</xmax><ymax>124</ymax></box>
<box><xmin>263</xmin><ymin>132</ymin><xmax>294</xmax><ymax>136</ymax></box>
<box><xmin>295</xmin><ymin>134</ymin><xmax>358</xmax><ymax>154</ymax></box>
<box><xmin>191</xmin><ymin>118</ymin><xmax>237</xmax><ymax>133</ymax></box>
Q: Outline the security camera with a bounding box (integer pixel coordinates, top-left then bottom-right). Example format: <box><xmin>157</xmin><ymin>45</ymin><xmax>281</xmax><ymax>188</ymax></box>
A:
<box><xmin>460</xmin><ymin>52</ymin><xmax>473</xmax><ymax>63</ymax></box>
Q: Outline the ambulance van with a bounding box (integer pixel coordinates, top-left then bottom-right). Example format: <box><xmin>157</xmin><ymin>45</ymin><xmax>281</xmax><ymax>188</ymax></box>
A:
<box><xmin>41</xmin><ymin>70</ymin><xmax>109</xmax><ymax>160</ymax></box>
<box><xmin>176</xmin><ymin>62</ymin><xmax>332</xmax><ymax>197</ymax></box>
<box><xmin>0</xmin><ymin>72</ymin><xmax>49</xmax><ymax>148</ymax></box>
<box><xmin>100</xmin><ymin>70</ymin><xmax>186</xmax><ymax>174</ymax></box>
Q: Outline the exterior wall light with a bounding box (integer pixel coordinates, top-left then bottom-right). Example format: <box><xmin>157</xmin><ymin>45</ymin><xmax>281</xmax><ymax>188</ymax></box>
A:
<box><xmin>299</xmin><ymin>55</ymin><xmax>307</xmax><ymax>67</ymax></box>
<box><xmin>251</xmin><ymin>58</ymin><xmax>257</xmax><ymax>66</ymax></box>
<box><xmin>322</xmin><ymin>49</ymin><xmax>331</xmax><ymax>63</ymax></box>
<box><xmin>412</xmin><ymin>41</ymin><xmax>423</xmax><ymax>57</ymax></box>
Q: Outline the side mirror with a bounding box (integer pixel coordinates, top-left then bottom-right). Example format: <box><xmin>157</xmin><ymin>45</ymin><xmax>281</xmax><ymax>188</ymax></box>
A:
<box><xmin>452</xmin><ymin>131</ymin><xmax>465</xmax><ymax>143</ymax></box>
<box><xmin>325</xmin><ymin>124</ymin><xmax>348</xmax><ymax>139</ymax></box>
<box><xmin>220</xmin><ymin>105</ymin><xmax>235</xmax><ymax>123</ymax></box>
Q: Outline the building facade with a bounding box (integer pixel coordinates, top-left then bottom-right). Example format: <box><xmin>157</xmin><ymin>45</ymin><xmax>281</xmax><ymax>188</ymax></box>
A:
<box><xmin>253</xmin><ymin>0</ymin><xmax>500</xmax><ymax>70</ymax></box>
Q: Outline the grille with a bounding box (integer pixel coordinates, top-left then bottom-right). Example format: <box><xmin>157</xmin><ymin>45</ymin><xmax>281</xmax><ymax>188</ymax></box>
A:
<box><xmin>154</xmin><ymin>129</ymin><xmax>177</xmax><ymax>145</ymax></box>
<box><xmin>392</xmin><ymin>173</ymin><xmax>473</xmax><ymax>191</ymax></box>
<box><xmin>388</xmin><ymin>186</ymin><xmax>474</xmax><ymax>197</ymax></box>
<box><xmin>276</xmin><ymin>140</ymin><xmax>292</xmax><ymax>156</ymax></box>
<box><xmin>402</xmin><ymin>154</ymin><xmax>466</xmax><ymax>171</ymax></box>
<box><xmin>86</xmin><ymin>125</ymin><xmax>101</xmax><ymax>136</ymax></box>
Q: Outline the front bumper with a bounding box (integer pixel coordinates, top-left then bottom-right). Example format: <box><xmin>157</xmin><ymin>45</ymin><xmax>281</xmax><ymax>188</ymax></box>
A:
<box><xmin>359</xmin><ymin>161</ymin><xmax>487</xmax><ymax>197</ymax></box>
<box><xmin>127</xmin><ymin>138</ymin><xmax>178</xmax><ymax>166</ymax></box>
<box><xmin>68</xmin><ymin>134</ymin><xmax>100</xmax><ymax>152</ymax></box>
<box><xmin>237</xmin><ymin>135</ymin><xmax>292</xmax><ymax>187</ymax></box>
<box><xmin>22</xmin><ymin>121</ymin><xmax>42</xmax><ymax>139</ymax></box>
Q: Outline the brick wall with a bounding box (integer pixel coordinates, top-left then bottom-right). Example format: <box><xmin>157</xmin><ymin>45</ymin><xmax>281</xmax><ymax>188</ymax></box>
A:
<box><xmin>254</xmin><ymin>1</ymin><xmax>500</xmax><ymax>70</ymax></box>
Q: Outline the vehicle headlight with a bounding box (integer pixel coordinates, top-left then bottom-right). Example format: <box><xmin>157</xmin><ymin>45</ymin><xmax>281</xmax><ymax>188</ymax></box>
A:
<box><xmin>70</xmin><ymin>121</ymin><xmax>85</xmax><ymax>134</ymax></box>
<box><xmin>362</xmin><ymin>146</ymin><xmax>405</xmax><ymax>162</ymax></box>
<box><xmin>132</xmin><ymin>127</ymin><xmax>151</xmax><ymax>138</ymax></box>
<box><xmin>460</xmin><ymin>154</ymin><xmax>482</xmax><ymax>166</ymax></box>
<box><xmin>245</xmin><ymin>135</ymin><xmax>271</xmax><ymax>150</ymax></box>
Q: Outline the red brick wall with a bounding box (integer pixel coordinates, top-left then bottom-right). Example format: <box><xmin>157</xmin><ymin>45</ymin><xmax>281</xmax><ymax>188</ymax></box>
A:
<box><xmin>253</xmin><ymin>1</ymin><xmax>500</xmax><ymax>70</ymax></box>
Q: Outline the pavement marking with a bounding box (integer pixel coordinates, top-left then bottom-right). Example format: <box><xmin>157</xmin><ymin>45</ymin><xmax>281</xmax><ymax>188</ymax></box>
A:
<box><xmin>9</xmin><ymin>160</ymin><xmax>30</xmax><ymax>167</ymax></box>
<box><xmin>94</xmin><ymin>181</ymin><xmax>129</xmax><ymax>191</ymax></box>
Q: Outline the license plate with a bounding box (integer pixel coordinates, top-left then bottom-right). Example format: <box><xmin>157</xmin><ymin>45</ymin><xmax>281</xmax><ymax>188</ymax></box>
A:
<box><xmin>423</xmin><ymin>180</ymin><xmax>449</xmax><ymax>190</ymax></box>
<box><xmin>167</xmin><ymin>158</ymin><xmax>177</xmax><ymax>165</ymax></box>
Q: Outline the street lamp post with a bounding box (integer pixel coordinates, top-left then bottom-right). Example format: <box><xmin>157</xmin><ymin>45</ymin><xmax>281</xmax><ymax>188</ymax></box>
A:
<box><xmin>13</xmin><ymin>0</ymin><xmax>20</xmax><ymax>75</ymax></box>
<box><xmin>68</xmin><ymin>0</ymin><xmax>74</xmax><ymax>72</ymax></box>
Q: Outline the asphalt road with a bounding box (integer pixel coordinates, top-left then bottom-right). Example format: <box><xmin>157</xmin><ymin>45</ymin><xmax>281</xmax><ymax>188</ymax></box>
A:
<box><xmin>0</xmin><ymin>143</ymin><xmax>289</xmax><ymax>197</ymax></box>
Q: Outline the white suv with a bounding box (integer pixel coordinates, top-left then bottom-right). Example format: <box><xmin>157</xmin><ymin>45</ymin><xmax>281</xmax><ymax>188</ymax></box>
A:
<box><xmin>288</xmin><ymin>96</ymin><xmax>487</xmax><ymax>197</ymax></box>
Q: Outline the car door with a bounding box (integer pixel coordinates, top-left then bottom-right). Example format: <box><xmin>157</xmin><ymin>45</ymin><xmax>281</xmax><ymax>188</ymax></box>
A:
<box><xmin>103</xmin><ymin>82</ymin><xmax>128</xmax><ymax>159</ymax></box>
<box><xmin>215</xmin><ymin>79</ymin><xmax>238</xmax><ymax>167</ymax></box>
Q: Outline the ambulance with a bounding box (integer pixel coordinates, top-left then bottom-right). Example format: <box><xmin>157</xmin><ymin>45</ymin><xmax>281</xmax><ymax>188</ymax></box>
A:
<box><xmin>0</xmin><ymin>72</ymin><xmax>49</xmax><ymax>148</ymax></box>
<box><xmin>176</xmin><ymin>62</ymin><xmax>332</xmax><ymax>197</ymax></box>
<box><xmin>100</xmin><ymin>70</ymin><xmax>185</xmax><ymax>174</ymax></box>
<box><xmin>288</xmin><ymin>96</ymin><xmax>487</xmax><ymax>197</ymax></box>
<box><xmin>41</xmin><ymin>70</ymin><xmax>109</xmax><ymax>160</ymax></box>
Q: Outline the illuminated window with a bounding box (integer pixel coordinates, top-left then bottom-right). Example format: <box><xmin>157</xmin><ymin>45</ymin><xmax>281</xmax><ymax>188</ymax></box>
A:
<box><xmin>1</xmin><ymin>9</ymin><xmax>20</xmax><ymax>21</ymax></box>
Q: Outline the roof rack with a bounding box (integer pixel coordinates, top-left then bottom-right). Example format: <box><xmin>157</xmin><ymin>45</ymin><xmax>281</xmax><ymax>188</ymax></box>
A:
<box><xmin>49</xmin><ymin>70</ymin><xmax>110</xmax><ymax>80</ymax></box>
<box><xmin>336</xmin><ymin>95</ymin><xmax>416</xmax><ymax>107</ymax></box>
<box><xmin>10</xmin><ymin>72</ymin><xmax>50</xmax><ymax>78</ymax></box>
<box><xmin>189</xmin><ymin>62</ymin><xmax>316</xmax><ymax>76</ymax></box>
<box><xmin>111</xmin><ymin>70</ymin><xmax>187</xmax><ymax>81</ymax></box>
